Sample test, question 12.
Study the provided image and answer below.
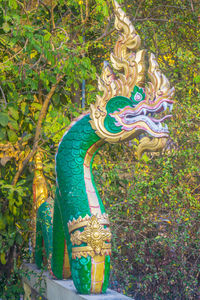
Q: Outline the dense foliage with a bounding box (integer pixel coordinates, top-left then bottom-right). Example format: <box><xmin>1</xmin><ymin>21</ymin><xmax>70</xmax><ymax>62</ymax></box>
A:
<box><xmin>0</xmin><ymin>0</ymin><xmax>199</xmax><ymax>299</ymax></box>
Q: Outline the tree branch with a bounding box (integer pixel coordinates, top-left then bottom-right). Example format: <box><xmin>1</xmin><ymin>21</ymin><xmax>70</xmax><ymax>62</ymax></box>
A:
<box><xmin>0</xmin><ymin>39</ymin><xmax>28</xmax><ymax>67</ymax></box>
<box><xmin>33</xmin><ymin>76</ymin><xmax>63</xmax><ymax>146</ymax></box>
<box><xmin>51</xmin><ymin>0</ymin><xmax>56</xmax><ymax>29</ymax></box>
<box><xmin>95</xmin><ymin>28</ymin><xmax>116</xmax><ymax>42</ymax></box>
<box><xmin>0</xmin><ymin>85</ymin><xmax>7</xmax><ymax>107</ymax></box>
<box><xmin>12</xmin><ymin>75</ymin><xmax>63</xmax><ymax>186</ymax></box>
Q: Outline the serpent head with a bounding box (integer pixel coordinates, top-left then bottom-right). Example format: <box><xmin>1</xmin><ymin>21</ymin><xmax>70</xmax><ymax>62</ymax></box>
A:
<box><xmin>90</xmin><ymin>0</ymin><xmax>174</xmax><ymax>155</ymax></box>
<box><xmin>107</xmin><ymin>85</ymin><xmax>173</xmax><ymax>139</ymax></box>
<box><xmin>90</xmin><ymin>54</ymin><xmax>174</xmax><ymax>146</ymax></box>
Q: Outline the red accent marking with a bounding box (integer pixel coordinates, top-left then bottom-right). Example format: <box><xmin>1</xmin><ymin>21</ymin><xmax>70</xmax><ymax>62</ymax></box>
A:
<box><xmin>50</xmin><ymin>269</ymin><xmax>57</xmax><ymax>279</ymax></box>
<box><xmin>86</xmin><ymin>152</ymin><xmax>93</xmax><ymax>157</ymax></box>
<box><xmin>89</xmin><ymin>205</ymin><xmax>100</xmax><ymax>209</ymax></box>
<box><xmin>84</xmin><ymin>176</ymin><xmax>91</xmax><ymax>180</ymax></box>
<box><xmin>85</xmin><ymin>142</ymin><xmax>98</xmax><ymax>158</ymax></box>
<box><xmin>86</xmin><ymin>190</ymin><xmax>96</xmax><ymax>193</ymax></box>
<box><xmin>83</xmin><ymin>164</ymin><xmax>90</xmax><ymax>168</ymax></box>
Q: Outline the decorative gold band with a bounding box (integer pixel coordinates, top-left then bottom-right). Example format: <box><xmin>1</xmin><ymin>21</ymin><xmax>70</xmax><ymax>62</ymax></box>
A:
<box><xmin>68</xmin><ymin>215</ymin><xmax>112</xmax><ymax>259</ymax></box>
<box><xmin>72</xmin><ymin>244</ymin><xmax>111</xmax><ymax>260</ymax></box>
<box><xmin>68</xmin><ymin>213</ymin><xmax>110</xmax><ymax>234</ymax></box>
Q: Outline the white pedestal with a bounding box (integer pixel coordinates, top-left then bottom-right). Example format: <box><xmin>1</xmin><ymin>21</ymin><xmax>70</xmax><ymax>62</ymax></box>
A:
<box><xmin>22</xmin><ymin>263</ymin><xmax>134</xmax><ymax>300</ymax></box>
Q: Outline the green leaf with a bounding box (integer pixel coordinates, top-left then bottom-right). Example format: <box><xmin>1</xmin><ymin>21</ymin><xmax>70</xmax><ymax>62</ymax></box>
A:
<box><xmin>2</xmin><ymin>22</ymin><xmax>10</xmax><ymax>33</ymax></box>
<box><xmin>31</xmin><ymin>103</ymin><xmax>42</xmax><ymax>110</ymax></box>
<box><xmin>141</xmin><ymin>153</ymin><xmax>150</xmax><ymax>163</ymax></box>
<box><xmin>103</xmin><ymin>4</ymin><xmax>108</xmax><ymax>16</ymax></box>
<box><xmin>43</xmin><ymin>32</ymin><xmax>51</xmax><ymax>42</ymax></box>
<box><xmin>194</xmin><ymin>75</ymin><xmax>200</xmax><ymax>84</ymax></box>
<box><xmin>8</xmin><ymin>118</ymin><xmax>19</xmax><ymax>131</ymax></box>
<box><xmin>7</xmin><ymin>129</ymin><xmax>18</xmax><ymax>143</ymax></box>
<box><xmin>22</xmin><ymin>133</ymin><xmax>32</xmax><ymax>142</ymax></box>
<box><xmin>21</xmin><ymin>102</ymin><xmax>29</xmax><ymax>115</ymax></box>
<box><xmin>8</xmin><ymin>107</ymin><xmax>19</xmax><ymax>120</ymax></box>
<box><xmin>0</xmin><ymin>216</ymin><xmax>5</xmax><ymax>230</ymax></box>
<box><xmin>0</xmin><ymin>253</ymin><xmax>6</xmax><ymax>265</ymax></box>
<box><xmin>78</xmin><ymin>36</ymin><xmax>83</xmax><ymax>43</ymax></box>
<box><xmin>0</xmin><ymin>113</ymin><xmax>9</xmax><ymax>127</ymax></box>
<box><xmin>16</xmin><ymin>233</ymin><xmax>23</xmax><ymax>245</ymax></box>
<box><xmin>9</xmin><ymin>0</ymin><xmax>17</xmax><ymax>9</ymax></box>
<box><xmin>0</xmin><ymin>128</ymin><xmax>6</xmax><ymax>140</ymax></box>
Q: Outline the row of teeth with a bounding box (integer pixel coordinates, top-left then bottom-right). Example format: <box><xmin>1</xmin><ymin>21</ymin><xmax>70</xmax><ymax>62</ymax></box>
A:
<box><xmin>140</xmin><ymin>102</ymin><xmax>173</xmax><ymax>116</ymax></box>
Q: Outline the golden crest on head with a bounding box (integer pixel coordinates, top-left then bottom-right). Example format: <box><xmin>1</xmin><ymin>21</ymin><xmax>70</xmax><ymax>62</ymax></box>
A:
<box><xmin>90</xmin><ymin>0</ymin><xmax>174</xmax><ymax>158</ymax></box>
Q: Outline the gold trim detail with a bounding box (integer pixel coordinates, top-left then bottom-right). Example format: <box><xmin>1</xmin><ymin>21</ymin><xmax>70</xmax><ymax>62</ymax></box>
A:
<box><xmin>146</xmin><ymin>54</ymin><xmax>175</xmax><ymax>103</ymax></box>
<box><xmin>68</xmin><ymin>213</ymin><xmax>110</xmax><ymax>234</ymax></box>
<box><xmin>32</xmin><ymin>152</ymin><xmax>49</xmax><ymax>250</ymax></box>
<box><xmin>90</xmin><ymin>0</ymin><xmax>174</xmax><ymax>147</ymax></box>
<box><xmin>69</xmin><ymin>215</ymin><xmax>111</xmax><ymax>259</ymax></box>
<box><xmin>91</xmin><ymin>255</ymin><xmax>105</xmax><ymax>293</ymax></box>
<box><xmin>33</xmin><ymin>152</ymin><xmax>48</xmax><ymax>209</ymax></box>
<box><xmin>71</xmin><ymin>244</ymin><xmax>111</xmax><ymax>260</ymax></box>
<box><xmin>63</xmin><ymin>240</ymin><xmax>71</xmax><ymax>279</ymax></box>
<box><xmin>137</xmin><ymin>137</ymin><xmax>168</xmax><ymax>159</ymax></box>
<box><xmin>90</xmin><ymin>0</ymin><xmax>145</xmax><ymax>143</ymax></box>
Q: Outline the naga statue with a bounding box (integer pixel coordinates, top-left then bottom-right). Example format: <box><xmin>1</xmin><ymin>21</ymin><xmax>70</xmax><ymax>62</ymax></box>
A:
<box><xmin>34</xmin><ymin>0</ymin><xmax>174</xmax><ymax>295</ymax></box>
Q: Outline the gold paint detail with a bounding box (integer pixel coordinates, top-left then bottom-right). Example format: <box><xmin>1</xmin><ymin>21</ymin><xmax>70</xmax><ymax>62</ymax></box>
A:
<box><xmin>71</xmin><ymin>244</ymin><xmax>111</xmax><ymax>260</ymax></box>
<box><xmin>32</xmin><ymin>152</ymin><xmax>48</xmax><ymax>249</ymax></box>
<box><xmin>68</xmin><ymin>213</ymin><xmax>110</xmax><ymax>234</ymax></box>
<box><xmin>91</xmin><ymin>255</ymin><xmax>105</xmax><ymax>294</ymax></box>
<box><xmin>90</xmin><ymin>1</ymin><xmax>174</xmax><ymax>148</ymax></box>
<box><xmin>33</xmin><ymin>152</ymin><xmax>48</xmax><ymax>210</ymax></box>
<box><xmin>90</xmin><ymin>0</ymin><xmax>145</xmax><ymax>143</ymax></box>
<box><xmin>63</xmin><ymin>240</ymin><xmax>71</xmax><ymax>279</ymax></box>
<box><xmin>137</xmin><ymin>137</ymin><xmax>167</xmax><ymax>159</ymax></box>
<box><xmin>146</xmin><ymin>54</ymin><xmax>175</xmax><ymax>103</ymax></box>
<box><xmin>69</xmin><ymin>215</ymin><xmax>111</xmax><ymax>259</ymax></box>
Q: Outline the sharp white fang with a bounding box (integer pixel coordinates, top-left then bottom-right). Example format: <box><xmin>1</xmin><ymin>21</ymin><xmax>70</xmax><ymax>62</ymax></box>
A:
<box><xmin>165</xmin><ymin>124</ymin><xmax>168</xmax><ymax>130</ymax></box>
<box><xmin>163</xmin><ymin>102</ymin><xmax>167</xmax><ymax>111</ymax></box>
<box><xmin>169</xmin><ymin>104</ymin><xmax>173</xmax><ymax>112</ymax></box>
<box><xmin>158</xmin><ymin>123</ymin><xmax>162</xmax><ymax>129</ymax></box>
<box><xmin>143</xmin><ymin>108</ymin><xmax>147</xmax><ymax>115</ymax></box>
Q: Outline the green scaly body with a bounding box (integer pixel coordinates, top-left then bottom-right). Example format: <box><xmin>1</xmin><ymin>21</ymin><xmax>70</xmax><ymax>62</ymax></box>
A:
<box><xmin>35</xmin><ymin>114</ymin><xmax>110</xmax><ymax>294</ymax></box>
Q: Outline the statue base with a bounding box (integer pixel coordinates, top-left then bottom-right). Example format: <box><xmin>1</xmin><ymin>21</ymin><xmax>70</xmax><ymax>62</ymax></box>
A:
<box><xmin>22</xmin><ymin>263</ymin><xmax>134</xmax><ymax>300</ymax></box>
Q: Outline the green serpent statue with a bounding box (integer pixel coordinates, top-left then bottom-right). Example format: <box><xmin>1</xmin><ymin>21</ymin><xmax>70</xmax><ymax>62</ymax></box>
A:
<box><xmin>33</xmin><ymin>0</ymin><xmax>174</xmax><ymax>295</ymax></box>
